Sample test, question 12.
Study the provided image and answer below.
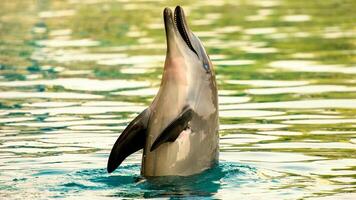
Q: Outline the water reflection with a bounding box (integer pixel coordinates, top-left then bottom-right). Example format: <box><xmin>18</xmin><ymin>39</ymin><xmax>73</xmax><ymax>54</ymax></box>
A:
<box><xmin>0</xmin><ymin>91</ymin><xmax>103</xmax><ymax>99</ymax></box>
<box><xmin>0</xmin><ymin>78</ymin><xmax>150</xmax><ymax>91</ymax></box>
<box><xmin>48</xmin><ymin>162</ymin><xmax>258</xmax><ymax>199</ymax></box>
<box><xmin>220</xmin><ymin>99</ymin><xmax>356</xmax><ymax>109</ymax></box>
<box><xmin>0</xmin><ymin>0</ymin><xmax>355</xmax><ymax>199</ymax></box>
<box><xmin>225</xmin><ymin>79</ymin><xmax>309</xmax><ymax>87</ymax></box>
<box><xmin>39</xmin><ymin>10</ymin><xmax>76</xmax><ymax>18</ymax></box>
<box><xmin>269</xmin><ymin>60</ymin><xmax>356</xmax><ymax>74</ymax></box>
<box><xmin>247</xmin><ymin>85</ymin><xmax>356</xmax><ymax>95</ymax></box>
<box><xmin>36</xmin><ymin>39</ymin><xmax>99</xmax><ymax>47</ymax></box>
<box><xmin>281</xmin><ymin>15</ymin><xmax>311</xmax><ymax>22</ymax></box>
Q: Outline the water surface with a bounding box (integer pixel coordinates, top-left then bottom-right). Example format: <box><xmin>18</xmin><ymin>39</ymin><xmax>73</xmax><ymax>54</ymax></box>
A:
<box><xmin>0</xmin><ymin>0</ymin><xmax>355</xmax><ymax>199</ymax></box>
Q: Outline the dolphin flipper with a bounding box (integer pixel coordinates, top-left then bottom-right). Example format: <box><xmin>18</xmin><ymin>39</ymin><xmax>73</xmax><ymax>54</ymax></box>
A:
<box><xmin>107</xmin><ymin>108</ymin><xmax>150</xmax><ymax>173</ymax></box>
<box><xmin>150</xmin><ymin>106</ymin><xmax>193</xmax><ymax>151</ymax></box>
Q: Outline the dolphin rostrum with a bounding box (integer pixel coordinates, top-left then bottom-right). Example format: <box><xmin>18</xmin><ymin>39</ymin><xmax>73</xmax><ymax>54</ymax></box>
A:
<box><xmin>107</xmin><ymin>6</ymin><xmax>219</xmax><ymax>176</ymax></box>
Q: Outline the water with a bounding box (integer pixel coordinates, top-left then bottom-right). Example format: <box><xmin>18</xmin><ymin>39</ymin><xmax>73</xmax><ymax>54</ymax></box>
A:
<box><xmin>0</xmin><ymin>0</ymin><xmax>355</xmax><ymax>199</ymax></box>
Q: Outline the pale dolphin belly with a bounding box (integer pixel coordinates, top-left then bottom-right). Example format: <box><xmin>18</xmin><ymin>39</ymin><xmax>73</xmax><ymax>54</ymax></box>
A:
<box><xmin>142</xmin><ymin>112</ymin><xmax>219</xmax><ymax>176</ymax></box>
<box><xmin>141</xmin><ymin>61</ymin><xmax>219</xmax><ymax>176</ymax></box>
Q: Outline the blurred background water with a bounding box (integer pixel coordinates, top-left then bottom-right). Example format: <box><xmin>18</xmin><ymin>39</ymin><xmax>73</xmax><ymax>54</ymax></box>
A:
<box><xmin>0</xmin><ymin>0</ymin><xmax>355</xmax><ymax>199</ymax></box>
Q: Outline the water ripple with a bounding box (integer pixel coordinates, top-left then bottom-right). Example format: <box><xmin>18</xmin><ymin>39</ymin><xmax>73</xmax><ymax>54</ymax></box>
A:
<box><xmin>0</xmin><ymin>0</ymin><xmax>355</xmax><ymax>199</ymax></box>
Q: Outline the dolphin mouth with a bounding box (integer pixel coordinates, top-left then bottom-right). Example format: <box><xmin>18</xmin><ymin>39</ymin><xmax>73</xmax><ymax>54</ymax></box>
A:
<box><xmin>163</xmin><ymin>6</ymin><xmax>198</xmax><ymax>55</ymax></box>
<box><xmin>173</xmin><ymin>6</ymin><xmax>197</xmax><ymax>55</ymax></box>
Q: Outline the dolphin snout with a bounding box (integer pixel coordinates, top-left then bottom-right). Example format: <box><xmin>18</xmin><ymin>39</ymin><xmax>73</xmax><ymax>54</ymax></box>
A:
<box><xmin>163</xmin><ymin>7</ymin><xmax>173</xmax><ymax>30</ymax></box>
<box><xmin>163</xmin><ymin>7</ymin><xmax>172</xmax><ymax>17</ymax></box>
<box><xmin>163</xmin><ymin>7</ymin><xmax>179</xmax><ymax>55</ymax></box>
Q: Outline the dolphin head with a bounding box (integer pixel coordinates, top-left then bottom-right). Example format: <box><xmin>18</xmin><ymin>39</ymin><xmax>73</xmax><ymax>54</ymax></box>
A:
<box><xmin>163</xmin><ymin>6</ymin><xmax>214</xmax><ymax>78</ymax></box>
<box><xmin>158</xmin><ymin>5</ymin><xmax>218</xmax><ymax>125</ymax></box>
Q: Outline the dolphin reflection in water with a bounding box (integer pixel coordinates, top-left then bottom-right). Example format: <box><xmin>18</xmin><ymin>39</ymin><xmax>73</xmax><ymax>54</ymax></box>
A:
<box><xmin>108</xmin><ymin>6</ymin><xmax>219</xmax><ymax>177</ymax></box>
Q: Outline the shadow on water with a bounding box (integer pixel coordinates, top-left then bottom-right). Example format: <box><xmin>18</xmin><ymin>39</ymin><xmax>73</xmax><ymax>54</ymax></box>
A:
<box><xmin>52</xmin><ymin>162</ymin><xmax>257</xmax><ymax>199</ymax></box>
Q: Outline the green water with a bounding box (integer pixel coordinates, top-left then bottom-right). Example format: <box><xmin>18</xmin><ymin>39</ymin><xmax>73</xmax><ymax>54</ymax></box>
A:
<box><xmin>0</xmin><ymin>0</ymin><xmax>355</xmax><ymax>199</ymax></box>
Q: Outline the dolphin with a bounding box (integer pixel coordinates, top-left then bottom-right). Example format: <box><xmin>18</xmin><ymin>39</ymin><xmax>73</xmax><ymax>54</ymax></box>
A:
<box><xmin>107</xmin><ymin>6</ymin><xmax>219</xmax><ymax>177</ymax></box>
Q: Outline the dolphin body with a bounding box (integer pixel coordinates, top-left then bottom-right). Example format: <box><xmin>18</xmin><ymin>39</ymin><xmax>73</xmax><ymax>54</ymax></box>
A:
<box><xmin>107</xmin><ymin>6</ymin><xmax>219</xmax><ymax>177</ymax></box>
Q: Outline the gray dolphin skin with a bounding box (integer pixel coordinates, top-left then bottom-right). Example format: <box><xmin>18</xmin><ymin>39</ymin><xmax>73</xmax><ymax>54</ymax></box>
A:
<box><xmin>107</xmin><ymin>6</ymin><xmax>219</xmax><ymax>177</ymax></box>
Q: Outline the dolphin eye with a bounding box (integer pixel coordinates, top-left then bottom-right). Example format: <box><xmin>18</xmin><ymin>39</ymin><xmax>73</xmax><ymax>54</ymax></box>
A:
<box><xmin>203</xmin><ymin>63</ymin><xmax>210</xmax><ymax>72</ymax></box>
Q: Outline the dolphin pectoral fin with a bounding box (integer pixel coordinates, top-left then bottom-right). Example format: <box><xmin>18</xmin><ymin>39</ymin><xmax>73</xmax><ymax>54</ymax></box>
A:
<box><xmin>107</xmin><ymin>108</ymin><xmax>150</xmax><ymax>173</ymax></box>
<box><xmin>150</xmin><ymin>107</ymin><xmax>193</xmax><ymax>151</ymax></box>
